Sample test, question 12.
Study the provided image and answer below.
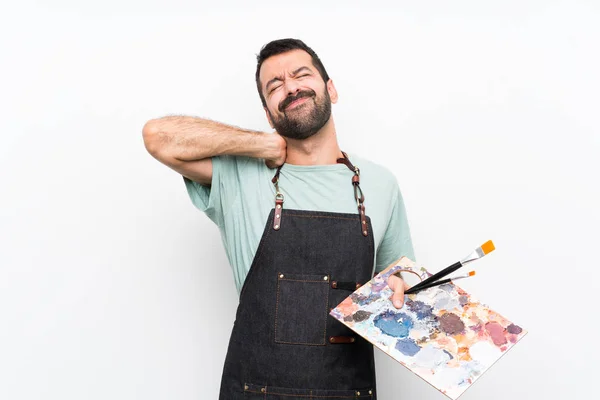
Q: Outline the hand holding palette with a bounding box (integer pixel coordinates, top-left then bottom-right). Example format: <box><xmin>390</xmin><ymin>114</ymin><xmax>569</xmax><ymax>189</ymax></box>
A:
<box><xmin>329</xmin><ymin>256</ymin><xmax>527</xmax><ymax>399</ymax></box>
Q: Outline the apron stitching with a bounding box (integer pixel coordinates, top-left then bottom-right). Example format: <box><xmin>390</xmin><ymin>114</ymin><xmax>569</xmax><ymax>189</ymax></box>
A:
<box><xmin>285</xmin><ymin>215</ymin><xmax>364</xmax><ymax>221</ymax></box>
<box><xmin>323</xmin><ymin>278</ymin><xmax>330</xmax><ymax>345</ymax></box>
<box><xmin>244</xmin><ymin>390</ymin><xmax>364</xmax><ymax>398</ymax></box>
<box><xmin>273</xmin><ymin>340</ymin><xmax>326</xmax><ymax>346</ymax></box>
<box><xmin>274</xmin><ymin>277</ymin><xmax>281</xmax><ymax>343</ymax></box>
<box><xmin>274</xmin><ymin>276</ymin><xmax>329</xmax><ymax>346</ymax></box>
<box><xmin>273</xmin><ymin>284</ymin><xmax>326</xmax><ymax>344</ymax></box>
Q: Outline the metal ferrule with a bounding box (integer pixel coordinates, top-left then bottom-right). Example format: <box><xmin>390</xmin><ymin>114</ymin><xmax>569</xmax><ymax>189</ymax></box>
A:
<box><xmin>460</xmin><ymin>247</ymin><xmax>485</xmax><ymax>265</ymax></box>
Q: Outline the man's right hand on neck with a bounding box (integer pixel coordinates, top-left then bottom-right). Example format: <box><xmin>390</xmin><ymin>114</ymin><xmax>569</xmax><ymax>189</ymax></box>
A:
<box><xmin>265</xmin><ymin>132</ymin><xmax>287</xmax><ymax>169</ymax></box>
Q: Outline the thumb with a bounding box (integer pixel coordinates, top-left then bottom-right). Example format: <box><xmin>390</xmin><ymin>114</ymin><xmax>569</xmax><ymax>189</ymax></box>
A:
<box><xmin>388</xmin><ymin>275</ymin><xmax>408</xmax><ymax>309</ymax></box>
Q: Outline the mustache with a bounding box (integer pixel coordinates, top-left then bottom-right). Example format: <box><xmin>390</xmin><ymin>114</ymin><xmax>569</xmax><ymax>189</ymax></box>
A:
<box><xmin>279</xmin><ymin>90</ymin><xmax>316</xmax><ymax>112</ymax></box>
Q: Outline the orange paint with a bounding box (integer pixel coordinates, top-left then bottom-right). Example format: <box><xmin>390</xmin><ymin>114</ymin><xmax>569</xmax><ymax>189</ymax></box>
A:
<box><xmin>481</xmin><ymin>240</ymin><xmax>495</xmax><ymax>255</ymax></box>
<box><xmin>336</xmin><ymin>297</ymin><xmax>358</xmax><ymax>315</ymax></box>
<box><xmin>458</xmin><ymin>347</ymin><xmax>472</xmax><ymax>362</ymax></box>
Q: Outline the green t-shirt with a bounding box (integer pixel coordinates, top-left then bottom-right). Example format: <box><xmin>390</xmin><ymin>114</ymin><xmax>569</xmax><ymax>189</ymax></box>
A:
<box><xmin>183</xmin><ymin>153</ymin><xmax>415</xmax><ymax>295</ymax></box>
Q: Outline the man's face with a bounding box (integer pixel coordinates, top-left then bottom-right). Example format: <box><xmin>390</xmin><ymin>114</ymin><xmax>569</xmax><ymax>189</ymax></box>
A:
<box><xmin>259</xmin><ymin>49</ymin><xmax>338</xmax><ymax>140</ymax></box>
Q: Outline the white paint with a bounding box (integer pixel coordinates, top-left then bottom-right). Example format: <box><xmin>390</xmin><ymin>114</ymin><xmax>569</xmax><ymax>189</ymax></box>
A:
<box><xmin>469</xmin><ymin>341</ymin><xmax>503</xmax><ymax>366</ymax></box>
<box><xmin>412</xmin><ymin>345</ymin><xmax>452</xmax><ymax>370</ymax></box>
<box><xmin>409</xmin><ymin>324</ymin><xmax>435</xmax><ymax>341</ymax></box>
<box><xmin>429</xmin><ymin>366</ymin><xmax>472</xmax><ymax>395</ymax></box>
<box><xmin>425</xmin><ymin>288</ymin><xmax>462</xmax><ymax>312</ymax></box>
<box><xmin>1</xmin><ymin>1</ymin><xmax>598</xmax><ymax>399</ymax></box>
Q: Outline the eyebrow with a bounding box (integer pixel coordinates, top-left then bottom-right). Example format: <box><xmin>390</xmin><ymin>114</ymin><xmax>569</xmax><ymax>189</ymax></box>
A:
<box><xmin>265</xmin><ymin>66</ymin><xmax>312</xmax><ymax>92</ymax></box>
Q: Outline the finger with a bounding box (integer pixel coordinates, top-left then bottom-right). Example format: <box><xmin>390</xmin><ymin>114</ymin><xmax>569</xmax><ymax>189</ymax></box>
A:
<box><xmin>265</xmin><ymin>159</ymin><xmax>279</xmax><ymax>169</ymax></box>
<box><xmin>388</xmin><ymin>275</ymin><xmax>406</xmax><ymax>309</ymax></box>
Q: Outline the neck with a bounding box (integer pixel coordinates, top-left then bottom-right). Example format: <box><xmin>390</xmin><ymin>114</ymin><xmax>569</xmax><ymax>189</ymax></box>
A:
<box><xmin>284</xmin><ymin>118</ymin><xmax>343</xmax><ymax>165</ymax></box>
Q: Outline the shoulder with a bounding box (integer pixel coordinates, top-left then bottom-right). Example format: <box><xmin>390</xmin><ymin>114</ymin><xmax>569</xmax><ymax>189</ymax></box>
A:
<box><xmin>208</xmin><ymin>155</ymin><xmax>273</xmax><ymax>198</ymax></box>
<box><xmin>346</xmin><ymin>153</ymin><xmax>399</xmax><ymax>188</ymax></box>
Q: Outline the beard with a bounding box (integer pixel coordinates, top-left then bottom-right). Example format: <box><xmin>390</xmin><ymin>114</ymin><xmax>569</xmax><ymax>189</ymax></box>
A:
<box><xmin>268</xmin><ymin>88</ymin><xmax>332</xmax><ymax>140</ymax></box>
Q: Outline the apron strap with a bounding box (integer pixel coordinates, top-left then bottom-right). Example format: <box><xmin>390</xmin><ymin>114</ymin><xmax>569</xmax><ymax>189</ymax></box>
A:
<box><xmin>270</xmin><ymin>152</ymin><xmax>369</xmax><ymax>237</ymax></box>
<box><xmin>337</xmin><ymin>152</ymin><xmax>369</xmax><ymax>237</ymax></box>
<box><xmin>272</xmin><ymin>165</ymin><xmax>284</xmax><ymax>230</ymax></box>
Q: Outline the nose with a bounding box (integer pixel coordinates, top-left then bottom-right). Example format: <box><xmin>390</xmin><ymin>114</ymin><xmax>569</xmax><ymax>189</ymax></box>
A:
<box><xmin>284</xmin><ymin>79</ymin><xmax>302</xmax><ymax>96</ymax></box>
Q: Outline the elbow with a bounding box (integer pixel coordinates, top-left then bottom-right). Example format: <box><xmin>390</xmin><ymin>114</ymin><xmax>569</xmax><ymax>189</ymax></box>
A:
<box><xmin>142</xmin><ymin>119</ymin><xmax>163</xmax><ymax>157</ymax></box>
<box><xmin>142</xmin><ymin>119</ymin><xmax>183</xmax><ymax>167</ymax></box>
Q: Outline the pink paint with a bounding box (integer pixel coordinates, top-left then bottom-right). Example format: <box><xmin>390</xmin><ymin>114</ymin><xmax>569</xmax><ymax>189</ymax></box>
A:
<box><xmin>485</xmin><ymin>322</ymin><xmax>507</xmax><ymax>346</ymax></box>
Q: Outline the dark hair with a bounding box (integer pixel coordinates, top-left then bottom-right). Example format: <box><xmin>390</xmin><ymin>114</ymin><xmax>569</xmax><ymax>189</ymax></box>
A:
<box><xmin>255</xmin><ymin>38</ymin><xmax>330</xmax><ymax>107</ymax></box>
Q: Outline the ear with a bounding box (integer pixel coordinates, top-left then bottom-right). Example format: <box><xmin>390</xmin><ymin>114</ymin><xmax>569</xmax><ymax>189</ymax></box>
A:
<box><xmin>264</xmin><ymin>107</ymin><xmax>274</xmax><ymax>128</ymax></box>
<box><xmin>326</xmin><ymin>79</ymin><xmax>339</xmax><ymax>104</ymax></box>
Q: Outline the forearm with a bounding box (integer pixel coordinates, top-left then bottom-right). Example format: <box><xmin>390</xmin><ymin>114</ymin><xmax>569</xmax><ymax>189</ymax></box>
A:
<box><xmin>142</xmin><ymin>115</ymin><xmax>280</xmax><ymax>162</ymax></box>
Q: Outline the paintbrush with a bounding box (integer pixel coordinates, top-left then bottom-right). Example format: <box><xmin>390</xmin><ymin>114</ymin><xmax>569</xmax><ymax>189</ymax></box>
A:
<box><xmin>406</xmin><ymin>240</ymin><xmax>495</xmax><ymax>293</ymax></box>
<box><xmin>405</xmin><ymin>271</ymin><xmax>476</xmax><ymax>294</ymax></box>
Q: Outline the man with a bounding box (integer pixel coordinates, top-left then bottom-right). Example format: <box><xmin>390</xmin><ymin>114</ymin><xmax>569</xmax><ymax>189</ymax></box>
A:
<box><xmin>143</xmin><ymin>38</ymin><xmax>415</xmax><ymax>399</ymax></box>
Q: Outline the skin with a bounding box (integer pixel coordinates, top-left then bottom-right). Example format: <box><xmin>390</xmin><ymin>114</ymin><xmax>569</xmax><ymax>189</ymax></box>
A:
<box><xmin>142</xmin><ymin>48</ymin><xmax>408</xmax><ymax>308</ymax></box>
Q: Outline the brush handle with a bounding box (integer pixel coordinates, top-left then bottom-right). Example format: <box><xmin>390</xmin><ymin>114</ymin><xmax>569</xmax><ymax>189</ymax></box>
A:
<box><xmin>407</xmin><ymin>261</ymin><xmax>462</xmax><ymax>292</ymax></box>
<box><xmin>405</xmin><ymin>277</ymin><xmax>452</xmax><ymax>294</ymax></box>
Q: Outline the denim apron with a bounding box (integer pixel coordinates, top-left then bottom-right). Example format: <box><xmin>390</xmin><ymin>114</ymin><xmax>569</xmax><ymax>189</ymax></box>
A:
<box><xmin>218</xmin><ymin>152</ymin><xmax>377</xmax><ymax>399</ymax></box>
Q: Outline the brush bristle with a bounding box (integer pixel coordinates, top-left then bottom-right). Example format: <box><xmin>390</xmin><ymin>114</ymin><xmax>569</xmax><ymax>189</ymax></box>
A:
<box><xmin>481</xmin><ymin>240</ymin><xmax>495</xmax><ymax>255</ymax></box>
<box><xmin>468</xmin><ymin>271</ymin><xmax>476</xmax><ymax>277</ymax></box>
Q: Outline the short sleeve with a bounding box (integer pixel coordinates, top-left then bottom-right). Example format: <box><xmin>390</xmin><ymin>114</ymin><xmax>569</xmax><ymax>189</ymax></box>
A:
<box><xmin>375</xmin><ymin>183</ymin><xmax>416</xmax><ymax>273</ymax></box>
<box><xmin>183</xmin><ymin>155</ymin><xmax>245</xmax><ymax>227</ymax></box>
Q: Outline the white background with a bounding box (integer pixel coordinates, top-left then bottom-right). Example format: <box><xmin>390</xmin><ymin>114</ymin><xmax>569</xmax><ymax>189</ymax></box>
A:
<box><xmin>1</xmin><ymin>1</ymin><xmax>598</xmax><ymax>399</ymax></box>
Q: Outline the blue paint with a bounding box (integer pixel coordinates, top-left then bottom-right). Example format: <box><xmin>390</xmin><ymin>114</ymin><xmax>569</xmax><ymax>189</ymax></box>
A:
<box><xmin>373</xmin><ymin>311</ymin><xmax>414</xmax><ymax>338</ymax></box>
<box><xmin>351</xmin><ymin>292</ymin><xmax>381</xmax><ymax>306</ymax></box>
<box><xmin>406</xmin><ymin>300</ymin><xmax>434</xmax><ymax>319</ymax></box>
<box><xmin>395</xmin><ymin>338</ymin><xmax>421</xmax><ymax>356</ymax></box>
<box><xmin>443</xmin><ymin>349</ymin><xmax>454</xmax><ymax>360</ymax></box>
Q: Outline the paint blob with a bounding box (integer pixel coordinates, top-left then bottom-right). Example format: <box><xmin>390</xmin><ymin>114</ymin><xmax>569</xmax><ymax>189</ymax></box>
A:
<box><xmin>429</xmin><ymin>289</ymin><xmax>461</xmax><ymax>312</ymax></box>
<box><xmin>507</xmin><ymin>324</ymin><xmax>523</xmax><ymax>334</ymax></box>
<box><xmin>406</xmin><ymin>300</ymin><xmax>434</xmax><ymax>319</ymax></box>
<box><xmin>396</xmin><ymin>338</ymin><xmax>421</xmax><ymax>356</ymax></box>
<box><xmin>439</xmin><ymin>313</ymin><xmax>465</xmax><ymax>335</ymax></box>
<box><xmin>430</xmin><ymin>364</ymin><xmax>473</xmax><ymax>391</ymax></box>
<box><xmin>335</xmin><ymin>296</ymin><xmax>358</xmax><ymax>316</ymax></box>
<box><xmin>485</xmin><ymin>322</ymin><xmax>507</xmax><ymax>346</ymax></box>
<box><xmin>413</xmin><ymin>345</ymin><xmax>452</xmax><ymax>369</ymax></box>
<box><xmin>469</xmin><ymin>341</ymin><xmax>503</xmax><ymax>366</ymax></box>
<box><xmin>373</xmin><ymin>311</ymin><xmax>414</xmax><ymax>338</ymax></box>
<box><xmin>352</xmin><ymin>310</ymin><xmax>372</xmax><ymax>322</ymax></box>
<box><xmin>351</xmin><ymin>292</ymin><xmax>380</xmax><ymax>306</ymax></box>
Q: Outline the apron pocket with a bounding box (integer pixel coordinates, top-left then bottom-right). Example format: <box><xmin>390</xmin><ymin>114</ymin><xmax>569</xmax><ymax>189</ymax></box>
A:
<box><xmin>244</xmin><ymin>382</ymin><xmax>374</xmax><ymax>399</ymax></box>
<box><xmin>275</xmin><ymin>272</ymin><xmax>330</xmax><ymax>345</ymax></box>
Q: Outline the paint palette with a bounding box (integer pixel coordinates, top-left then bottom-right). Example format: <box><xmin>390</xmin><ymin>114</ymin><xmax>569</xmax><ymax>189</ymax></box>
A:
<box><xmin>329</xmin><ymin>257</ymin><xmax>527</xmax><ymax>400</ymax></box>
